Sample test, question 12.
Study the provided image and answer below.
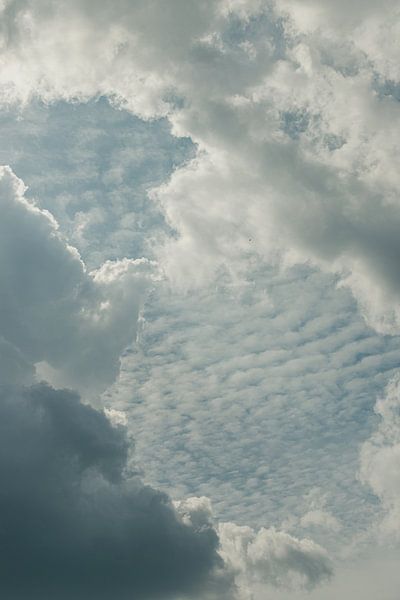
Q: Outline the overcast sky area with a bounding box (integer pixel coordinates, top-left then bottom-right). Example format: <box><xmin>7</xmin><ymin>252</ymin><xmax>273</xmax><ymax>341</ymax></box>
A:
<box><xmin>1</xmin><ymin>1</ymin><xmax>400</xmax><ymax>599</ymax></box>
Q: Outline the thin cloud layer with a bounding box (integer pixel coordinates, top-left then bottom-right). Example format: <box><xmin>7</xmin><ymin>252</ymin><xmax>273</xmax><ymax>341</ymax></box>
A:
<box><xmin>0</xmin><ymin>99</ymin><xmax>194</xmax><ymax>270</ymax></box>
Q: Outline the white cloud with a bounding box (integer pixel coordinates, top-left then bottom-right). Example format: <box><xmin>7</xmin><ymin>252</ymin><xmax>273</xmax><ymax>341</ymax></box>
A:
<box><xmin>300</xmin><ymin>510</ymin><xmax>342</xmax><ymax>533</ymax></box>
<box><xmin>218</xmin><ymin>521</ymin><xmax>332</xmax><ymax>596</ymax></box>
<box><xmin>174</xmin><ymin>495</ymin><xmax>333</xmax><ymax>598</ymax></box>
<box><xmin>103</xmin><ymin>407</ymin><xmax>128</xmax><ymax>427</ymax></box>
<box><xmin>359</xmin><ymin>376</ymin><xmax>400</xmax><ymax>539</ymax></box>
<box><xmin>1</xmin><ymin>3</ymin><xmax>400</xmax><ymax>597</ymax></box>
<box><xmin>1</xmin><ymin>0</ymin><xmax>400</xmax><ymax>332</ymax></box>
<box><xmin>297</xmin><ymin>489</ymin><xmax>342</xmax><ymax>533</ymax></box>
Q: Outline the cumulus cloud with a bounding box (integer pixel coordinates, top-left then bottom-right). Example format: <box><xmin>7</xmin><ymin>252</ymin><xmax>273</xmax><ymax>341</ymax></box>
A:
<box><xmin>218</xmin><ymin>522</ymin><xmax>332</xmax><ymax>597</ymax></box>
<box><xmin>359</xmin><ymin>376</ymin><xmax>400</xmax><ymax>539</ymax></box>
<box><xmin>1</xmin><ymin>2</ymin><xmax>399</xmax><ymax>597</ymax></box>
<box><xmin>0</xmin><ymin>0</ymin><xmax>398</xmax><ymax>330</ymax></box>
<box><xmin>175</xmin><ymin>497</ymin><xmax>333</xmax><ymax>598</ymax></box>
<box><xmin>0</xmin><ymin>166</ymin><xmax>333</xmax><ymax>599</ymax></box>
<box><xmin>0</xmin><ymin>381</ymin><xmax>333</xmax><ymax>600</ymax></box>
<box><xmin>0</xmin><ymin>382</ymin><xmax>229</xmax><ymax>600</ymax></box>
<box><xmin>0</xmin><ymin>165</ymin><xmax>152</xmax><ymax>393</ymax></box>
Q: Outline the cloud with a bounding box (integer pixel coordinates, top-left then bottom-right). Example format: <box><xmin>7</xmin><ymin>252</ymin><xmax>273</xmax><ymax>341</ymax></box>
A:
<box><xmin>0</xmin><ymin>2</ymin><xmax>399</xmax><ymax>597</ymax></box>
<box><xmin>107</xmin><ymin>265</ymin><xmax>398</xmax><ymax>544</ymax></box>
<box><xmin>0</xmin><ymin>0</ymin><xmax>397</xmax><ymax>330</ymax></box>
<box><xmin>0</xmin><ymin>335</ymin><xmax>34</xmax><ymax>385</ymax></box>
<box><xmin>0</xmin><ymin>0</ymin><xmax>220</xmax><ymax>116</ymax></box>
<box><xmin>175</xmin><ymin>497</ymin><xmax>333</xmax><ymax>598</ymax></box>
<box><xmin>300</xmin><ymin>510</ymin><xmax>342</xmax><ymax>533</ymax></box>
<box><xmin>0</xmin><ymin>380</ymin><xmax>331</xmax><ymax>600</ymax></box>
<box><xmin>0</xmin><ymin>165</ymin><xmax>334</xmax><ymax>599</ymax></box>
<box><xmin>0</xmin><ymin>165</ymin><xmax>152</xmax><ymax>393</ymax></box>
<box><xmin>0</xmin><ymin>133</ymin><xmax>335</xmax><ymax>600</ymax></box>
<box><xmin>359</xmin><ymin>376</ymin><xmax>400</xmax><ymax>539</ymax></box>
<box><xmin>0</xmin><ymin>381</ymin><xmax>230</xmax><ymax>600</ymax></box>
<box><xmin>218</xmin><ymin>522</ymin><xmax>332</xmax><ymax>596</ymax></box>
<box><xmin>0</xmin><ymin>98</ymin><xmax>195</xmax><ymax>270</ymax></box>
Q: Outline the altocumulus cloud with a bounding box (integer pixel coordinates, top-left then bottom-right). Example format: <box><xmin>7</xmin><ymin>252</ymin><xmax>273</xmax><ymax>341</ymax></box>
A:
<box><xmin>2</xmin><ymin>0</ymin><xmax>400</xmax><ymax>597</ymax></box>
<box><xmin>0</xmin><ymin>382</ymin><xmax>332</xmax><ymax>600</ymax></box>
<box><xmin>0</xmin><ymin>164</ymin><xmax>333</xmax><ymax>599</ymax></box>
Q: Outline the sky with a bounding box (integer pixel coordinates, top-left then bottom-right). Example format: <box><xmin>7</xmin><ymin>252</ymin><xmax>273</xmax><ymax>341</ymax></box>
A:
<box><xmin>0</xmin><ymin>1</ymin><xmax>400</xmax><ymax>599</ymax></box>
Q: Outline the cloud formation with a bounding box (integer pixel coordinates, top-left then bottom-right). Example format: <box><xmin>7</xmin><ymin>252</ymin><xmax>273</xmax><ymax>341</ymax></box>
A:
<box><xmin>175</xmin><ymin>496</ymin><xmax>333</xmax><ymax>598</ymax></box>
<box><xmin>1</xmin><ymin>1</ymin><xmax>400</xmax><ymax>330</ymax></box>
<box><xmin>0</xmin><ymin>165</ymin><xmax>333</xmax><ymax>599</ymax></box>
<box><xmin>218</xmin><ymin>522</ymin><xmax>332</xmax><ymax>594</ymax></box>
<box><xmin>0</xmin><ymin>382</ymin><xmax>228</xmax><ymax>600</ymax></box>
<box><xmin>0</xmin><ymin>381</ymin><xmax>333</xmax><ymax>600</ymax></box>
<box><xmin>0</xmin><ymin>2</ymin><xmax>399</xmax><ymax>598</ymax></box>
<box><xmin>360</xmin><ymin>376</ymin><xmax>400</xmax><ymax>539</ymax></box>
<box><xmin>0</xmin><ymin>165</ymin><xmax>151</xmax><ymax>393</ymax></box>
<box><xmin>108</xmin><ymin>265</ymin><xmax>398</xmax><ymax>543</ymax></box>
<box><xmin>0</xmin><ymin>98</ymin><xmax>194</xmax><ymax>270</ymax></box>
<box><xmin>0</xmin><ymin>365</ymin><xmax>341</xmax><ymax>600</ymax></box>
<box><xmin>0</xmin><ymin>0</ymin><xmax>400</xmax><ymax>332</ymax></box>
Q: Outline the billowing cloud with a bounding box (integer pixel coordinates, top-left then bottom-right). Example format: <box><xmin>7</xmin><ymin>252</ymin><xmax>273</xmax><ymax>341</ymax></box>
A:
<box><xmin>359</xmin><ymin>376</ymin><xmax>400</xmax><ymax>539</ymax></box>
<box><xmin>0</xmin><ymin>381</ymin><xmax>333</xmax><ymax>600</ymax></box>
<box><xmin>1</xmin><ymin>1</ymin><xmax>399</xmax><ymax>331</ymax></box>
<box><xmin>0</xmin><ymin>382</ymin><xmax>229</xmax><ymax>600</ymax></box>
<box><xmin>218</xmin><ymin>521</ymin><xmax>332</xmax><ymax>596</ymax></box>
<box><xmin>175</xmin><ymin>497</ymin><xmax>333</xmax><ymax>598</ymax></box>
<box><xmin>1</xmin><ymin>2</ymin><xmax>399</xmax><ymax>598</ymax></box>
<box><xmin>0</xmin><ymin>164</ymin><xmax>334</xmax><ymax>599</ymax></box>
<box><xmin>0</xmin><ymin>165</ymin><xmax>152</xmax><ymax>393</ymax></box>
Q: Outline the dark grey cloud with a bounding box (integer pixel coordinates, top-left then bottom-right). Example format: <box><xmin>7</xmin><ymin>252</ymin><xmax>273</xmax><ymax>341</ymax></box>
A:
<box><xmin>0</xmin><ymin>383</ymin><xmax>229</xmax><ymax>600</ymax></box>
<box><xmin>0</xmin><ymin>165</ymin><xmax>151</xmax><ymax>394</ymax></box>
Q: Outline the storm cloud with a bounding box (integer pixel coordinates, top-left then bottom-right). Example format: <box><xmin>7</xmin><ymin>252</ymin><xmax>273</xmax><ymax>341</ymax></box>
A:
<box><xmin>0</xmin><ymin>382</ymin><xmax>228</xmax><ymax>600</ymax></box>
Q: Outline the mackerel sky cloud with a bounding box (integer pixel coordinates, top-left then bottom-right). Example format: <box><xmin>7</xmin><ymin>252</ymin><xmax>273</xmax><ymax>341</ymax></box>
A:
<box><xmin>0</xmin><ymin>1</ymin><xmax>400</xmax><ymax>599</ymax></box>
